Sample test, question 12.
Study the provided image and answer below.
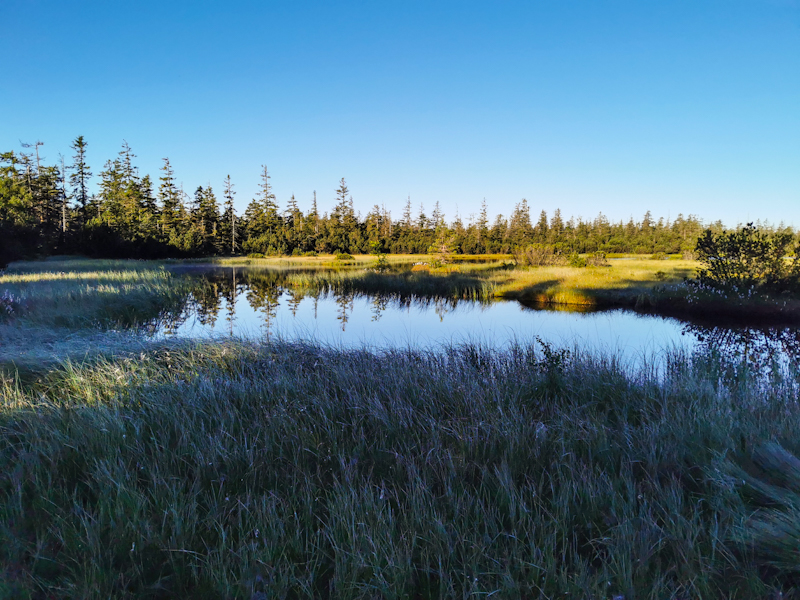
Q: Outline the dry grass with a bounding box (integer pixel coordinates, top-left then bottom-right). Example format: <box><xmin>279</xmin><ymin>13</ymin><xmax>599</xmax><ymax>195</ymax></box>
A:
<box><xmin>491</xmin><ymin>260</ymin><xmax>697</xmax><ymax>307</ymax></box>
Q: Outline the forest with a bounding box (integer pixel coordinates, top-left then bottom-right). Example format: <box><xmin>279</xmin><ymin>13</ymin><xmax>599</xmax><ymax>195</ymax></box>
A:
<box><xmin>1</xmin><ymin>137</ymin><xmax>794</xmax><ymax>265</ymax></box>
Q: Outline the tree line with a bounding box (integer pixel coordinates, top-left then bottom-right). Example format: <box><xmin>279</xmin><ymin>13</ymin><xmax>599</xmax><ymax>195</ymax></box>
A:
<box><xmin>1</xmin><ymin>137</ymin><xmax>794</xmax><ymax>265</ymax></box>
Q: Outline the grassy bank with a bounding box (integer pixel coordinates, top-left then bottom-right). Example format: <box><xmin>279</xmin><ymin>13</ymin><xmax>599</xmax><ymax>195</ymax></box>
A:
<box><xmin>1</xmin><ymin>258</ymin><xmax>189</xmax><ymax>329</ymax></box>
<box><xmin>1</xmin><ymin>340</ymin><xmax>799</xmax><ymax>598</ymax></box>
<box><xmin>0</xmin><ymin>258</ymin><xmax>190</xmax><ymax>373</ymax></box>
<box><xmin>208</xmin><ymin>254</ymin><xmax>512</xmax><ymax>268</ymax></box>
<box><xmin>490</xmin><ymin>260</ymin><xmax>695</xmax><ymax>307</ymax></box>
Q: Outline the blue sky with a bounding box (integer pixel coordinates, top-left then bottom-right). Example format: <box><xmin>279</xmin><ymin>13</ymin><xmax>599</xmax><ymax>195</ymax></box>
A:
<box><xmin>2</xmin><ymin>0</ymin><xmax>798</xmax><ymax>226</ymax></box>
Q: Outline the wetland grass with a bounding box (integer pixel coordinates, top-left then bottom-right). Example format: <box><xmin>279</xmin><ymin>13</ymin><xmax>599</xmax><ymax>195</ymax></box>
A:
<box><xmin>0</xmin><ymin>259</ymin><xmax>191</xmax><ymax>373</ymax></box>
<box><xmin>0</xmin><ymin>341</ymin><xmax>799</xmax><ymax>597</ymax></box>
<box><xmin>1</xmin><ymin>259</ymin><xmax>189</xmax><ymax>329</ymax></box>
<box><xmin>2</xmin><ymin>257</ymin><xmax>800</xmax><ymax>597</ymax></box>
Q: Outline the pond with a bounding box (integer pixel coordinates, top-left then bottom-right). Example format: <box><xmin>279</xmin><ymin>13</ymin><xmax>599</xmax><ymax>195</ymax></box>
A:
<box><xmin>154</xmin><ymin>266</ymin><xmax>800</xmax><ymax>372</ymax></box>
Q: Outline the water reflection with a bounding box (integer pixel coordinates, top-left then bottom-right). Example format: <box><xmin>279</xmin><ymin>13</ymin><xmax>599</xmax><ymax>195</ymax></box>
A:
<box><xmin>142</xmin><ymin>267</ymin><xmax>800</xmax><ymax>374</ymax></box>
<box><xmin>683</xmin><ymin>321</ymin><xmax>800</xmax><ymax>371</ymax></box>
<box><xmin>162</xmin><ymin>267</ymin><xmax>473</xmax><ymax>337</ymax></box>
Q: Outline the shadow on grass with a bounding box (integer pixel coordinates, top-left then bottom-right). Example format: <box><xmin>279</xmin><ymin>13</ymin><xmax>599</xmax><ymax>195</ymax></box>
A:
<box><xmin>1</xmin><ymin>340</ymin><xmax>796</xmax><ymax>597</ymax></box>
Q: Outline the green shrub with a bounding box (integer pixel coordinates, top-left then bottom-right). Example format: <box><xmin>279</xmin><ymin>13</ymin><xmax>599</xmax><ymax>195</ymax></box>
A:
<box><xmin>567</xmin><ymin>253</ymin><xmax>587</xmax><ymax>268</ymax></box>
<box><xmin>587</xmin><ymin>251</ymin><xmax>609</xmax><ymax>267</ymax></box>
<box><xmin>651</xmin><ymin>251</ymin><xmax>668</xmax><ymax>260</ymax></box>
<box><xmin>694</xmin><ymin>223</ymin><xmax>800</xmax><ymax>293</ymax></box>
<box><xmin>513</xmin><ymin>244</ymin><xmax>566</xmax><ymax>267</ymax></box>
<box><xmin>333</xmin><ymin>252</ymin><xmax>354</xmax><ymax>261</ymax></box>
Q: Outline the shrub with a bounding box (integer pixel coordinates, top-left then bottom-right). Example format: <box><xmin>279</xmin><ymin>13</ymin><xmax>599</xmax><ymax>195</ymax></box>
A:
<box><xmin>654</xmin><ymin>270</ymin><xmax>667</xmax><ymax>281</ymax></box>
<box><xmin>567</xmin><ymin>253</ymin><xmax>587</xmax><ymax>268</ymax></box>
<box><xmin>651</xmin><ymin>251</ymin><xmax>668</xmax><ymax>260</ymax></box>
<box><xmin>513</xmin><ymin>244</ymin><xmax>566</xmax><ymax>267</ymax></box>
<box><xmin>694</xmin><ymin>223</ymin><xmax>800</xmax><ymax>293</ymax></box>
<box><xmin>586</xmin><ymin>251</ymin><xmax>609</xmax><ymax>267</ymax></box>
<box><xmin>334</xmin><ymin>252</ymin><xmax>354</xmax><ymax>261</ymax></box>
<box><xmin>302</xmin><ymin>251</ymin><xmax>318</xmax><ymax>257</ymax></box>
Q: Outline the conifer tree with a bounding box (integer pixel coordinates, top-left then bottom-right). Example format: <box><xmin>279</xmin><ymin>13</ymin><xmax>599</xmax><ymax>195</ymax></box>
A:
<box><xmin>158</xmin><ymin>158</ymin><xmax>180</xmax><ymax>238</ymax></box>
<box><xmin>219</xmin><ymin>175</ymin><xmax>238</xmax><ymax>254</ymax></box>
<box><xmin>69</xmin><ymin>136</ymin><xmax>92</xmax><ymax>225</ymax></box>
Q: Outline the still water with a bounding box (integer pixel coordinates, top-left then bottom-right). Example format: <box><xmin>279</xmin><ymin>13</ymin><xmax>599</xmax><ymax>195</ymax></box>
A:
<box><xmin>155</xmin><ymin>267</ymin><xmax>800</xmax><ymax>371</ymax></box>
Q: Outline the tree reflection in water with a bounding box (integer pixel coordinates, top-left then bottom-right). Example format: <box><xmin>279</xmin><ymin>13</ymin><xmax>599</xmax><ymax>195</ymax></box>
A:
<box><xmin>147</xmin><ymin>268</ymin><xmax>800</xmax><ymax>377</ymax></box>
<box><xmin>683</xmin><ymin>321</ymin><xmax>800</xmax><ymax>373</ymax></box>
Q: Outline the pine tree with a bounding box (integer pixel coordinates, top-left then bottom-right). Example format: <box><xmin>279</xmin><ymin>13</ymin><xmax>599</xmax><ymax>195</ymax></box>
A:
<box><xmin>259</xmin><ymin>165</ymin><xmax>279</xmax><ymax>225</ymax></box>
<box><xmin>219</xmin><ymin>175</ymin><xmax>238</xmax><ymax>254</ymax></box>
<box><xmin>69</xmin><ymin>136</ymin><xmax>92</xmax><ymax>226</ymax></box>
<box><xmin>158</xmin><ymin>158</ymin><xmax>180</xmax><ymax>239</ymax></box>
<box><xmin>509</xmin><ymin>199</ymin><xmax>532</xmax><ymax>247</ymax></box>
<box><xmin>329</xmin><ymin>178</ymin><xmax>353</xmax><ymax>252</ymax></box>
<box><xmin>535</xmin><ymin>210</ymin><xmax>548</xmax><ymax>241</ymax></box>
<box><xmin>431</xmin><ymin>201</ymin><xmax>444</xmax><ymax>230</ymax></box>
<box><xmin>403</xmin><ymin>196</ymin><xmax>413</xmax><ymax>229</ymax></box>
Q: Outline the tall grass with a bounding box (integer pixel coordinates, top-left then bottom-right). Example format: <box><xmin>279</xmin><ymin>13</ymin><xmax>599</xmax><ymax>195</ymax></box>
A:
<box><xmin>1</xmin><ymin>261</ymin><xmax>190</xmax><ymax>330</ymax></box>
<box><xmin>1</xmin><ymin>340</ymin><xmax>798</xmax><ymax>598</ymax></box>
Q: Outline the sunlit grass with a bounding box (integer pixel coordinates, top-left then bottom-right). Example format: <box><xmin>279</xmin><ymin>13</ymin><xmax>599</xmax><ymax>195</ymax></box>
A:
<box><xmin>285</xmin><ymin>268</ymin><xmax>497</xmax><ymax>302</ymax></box>
<box><xmin>0</xmin><ymin>259</ymin><xmax>189</xmax><ymax>331</ymax></box>
<box><xmin>490</xmin><ymin>260</ymin><xmax>697</xmax><ymax>307</ymax></box>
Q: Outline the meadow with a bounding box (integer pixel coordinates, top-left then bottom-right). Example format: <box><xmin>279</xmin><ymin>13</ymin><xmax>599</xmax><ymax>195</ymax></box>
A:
<box><xmin>2</xmin><ymin>257</ymin><xmax>800</xmax><ymax>598</ymax></box>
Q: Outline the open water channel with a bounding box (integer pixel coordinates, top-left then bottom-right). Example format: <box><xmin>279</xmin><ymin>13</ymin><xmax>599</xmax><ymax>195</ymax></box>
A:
<box><xmin>154</xmin><ymin>266</ymin><xmax>800</xmax><ymax>373</ymax></box>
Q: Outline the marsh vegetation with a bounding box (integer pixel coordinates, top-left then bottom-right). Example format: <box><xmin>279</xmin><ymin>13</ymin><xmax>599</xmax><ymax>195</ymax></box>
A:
<box><xmin>2</xmin><ymin>257</ymin><xmax>800</xmax><ymax>598</ymax></box>
<box><xmin>3</xmin><ymin>338</ymin><xmax>800</xmax><ymax>598</ymax></box>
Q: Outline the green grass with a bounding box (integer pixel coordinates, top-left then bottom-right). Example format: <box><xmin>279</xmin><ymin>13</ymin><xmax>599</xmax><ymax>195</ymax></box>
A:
<box><xmin>1</xmin><ymin>259</ymin><xmax>190</xmax><ymax>330</ymax></box>
<box><xmin>0</xmin><ymin>340</ymin><xmax>798</xmax><ymax>598</ymax></box>
<box><xmin>0</xmin><ymin>258</ymin><xmax>193</xmax><ymax>376</ymax></box>
<box><xmin>489</xmin><ymin>260</ymin><xmax>696</xmax><ymax>307</ymax></box>
<box><xmin>2</xmin><ymin>257</ymin><xmax>800</xmax><ymax>597</ymax></box>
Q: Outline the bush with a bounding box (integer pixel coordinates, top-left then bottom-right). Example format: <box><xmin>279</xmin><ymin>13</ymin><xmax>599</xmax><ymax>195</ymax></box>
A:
<box><xmin>334</xmin><ymin>252</ymin><xmax>354</xmax><ymax>261</ymax></box>
<box><xmin>694</xmin><ymin>223</ymin><xmax>800</xmax><ymax>293</ymax></box>
<box><xmin>651</xmin><ymin>251</ymin><xmax>668</xmax><ymax>260</ymax></box>
<box><xmin>513</xmin><ymin>244</ymin><xmax>566</xmax><ymax>267</ymax></box>
<box><xmin>302</xmin><ymin>251</ymin><xmax>318</xmax><ymax>257</ymax></box>
<box><xmin>567</xmin><ymin>253</ymin><xmax>587</xmax><ymax>268</ymax></box>
<box><xmin>587</xmin><ymin>251</ymin><xmax>609</xmax><ymax>267</ymax></box>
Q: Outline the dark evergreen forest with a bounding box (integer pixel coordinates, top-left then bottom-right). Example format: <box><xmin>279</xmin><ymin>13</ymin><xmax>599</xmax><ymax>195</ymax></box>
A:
<box><xmin>2</xmin><ymin>138</ymin><xmax>791</xmax><ymax>265</ymax></box>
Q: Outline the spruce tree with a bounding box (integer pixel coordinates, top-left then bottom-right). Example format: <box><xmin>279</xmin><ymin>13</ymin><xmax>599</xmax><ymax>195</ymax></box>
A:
<box><xmin>219</xmin><ymin>175</ymin><xmax>238</xmax><ymax>255</ymax></box>
<box><xmin>158</xmin><ymin>158</ymin><xmax>180</xmax><ymax>239</ymax></box>
<box><xmin>69</xmin><ymin>136</ymin><xmax>92</xmax><ymax>226</ymax></box>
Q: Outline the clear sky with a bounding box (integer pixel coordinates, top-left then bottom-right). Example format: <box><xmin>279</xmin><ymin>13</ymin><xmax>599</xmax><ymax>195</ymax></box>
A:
<box><xmin>2</xmin><ymin>0</ymin><xmax>798</xmax><ymax>227</ymax></box>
